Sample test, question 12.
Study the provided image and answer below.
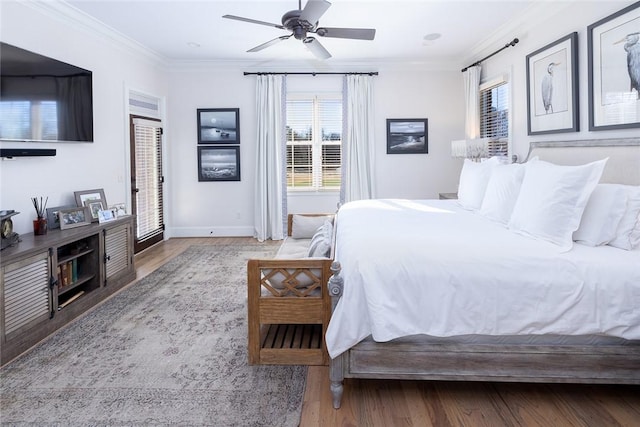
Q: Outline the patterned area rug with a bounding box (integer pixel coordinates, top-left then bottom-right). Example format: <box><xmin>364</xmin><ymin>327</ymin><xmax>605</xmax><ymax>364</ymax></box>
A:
<box><xmin>0</xmin><ymin>243</ymin><xmax>306</xmax><ymax>426</ymax></box>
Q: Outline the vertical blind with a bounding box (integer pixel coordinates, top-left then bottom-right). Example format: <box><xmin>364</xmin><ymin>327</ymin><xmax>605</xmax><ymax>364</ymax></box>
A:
<box><xmin>480</xmin><ymin>81</ymin><xmax>509</xmax><ymax>158</ymax></box>
<box><xmin>286</xmin><ymin>96</ymin><xmax>342</xmax><ymax>190</ymax></box>
<box><xmin>132</xmin><ymin>118</ymin><xmax>164</xmax><ymax>243</ymax></box>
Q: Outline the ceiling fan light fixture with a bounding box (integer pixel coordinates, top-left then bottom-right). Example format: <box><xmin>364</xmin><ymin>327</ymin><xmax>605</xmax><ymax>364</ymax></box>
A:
<box><xmin>222</xmin><ymin>0</ymin><xmax>375</xmax><ymax>59</ymax></box>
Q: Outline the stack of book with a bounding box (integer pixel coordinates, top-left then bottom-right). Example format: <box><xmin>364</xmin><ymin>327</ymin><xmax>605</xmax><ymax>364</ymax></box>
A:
<box><xmin>57</xmin><ymin>259</ymin><xmax>78</xmax><ymax>289</ymax></box>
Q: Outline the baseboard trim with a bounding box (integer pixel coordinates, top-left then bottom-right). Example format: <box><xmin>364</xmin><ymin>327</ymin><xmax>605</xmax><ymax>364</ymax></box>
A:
<box><xmin>167</xmin><ymin>226</ymin><xmax>254</xmax><ymax>238</ymax></box>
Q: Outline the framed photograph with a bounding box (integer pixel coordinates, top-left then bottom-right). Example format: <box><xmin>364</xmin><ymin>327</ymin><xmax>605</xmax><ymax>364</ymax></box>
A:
<box><xmin>75</xmin><ymin>189</ymin><xmax>107</xmax><ymax>222</ymax></box>
<box><xmin>45</xmin><ymin>205</ymin><xmax>76</xmax><ymax>230</ymax></box>
<box><xmin>588</xmin><ymin>2</ymin><xmax>640</xmax><ymax>130</ymax></box>
<box><xmin>84</xmin><ymin>200</ymin><xmax>105</xmax><ymax>223</ymax></box>
<box><xmin>59</xmin><ymin>207</ymin><xmax>91</xmax><ymax>230</ymax></box>
<box><xmin>110</xmin><ymin>203</ymin><xmax>127</xmax><ymax>218</ymax></box>
<box><xmin>386</xmin><ymin>119</ymin><xmax>428</xmax><ymax>154</ymax></box>
<box><xmin>197</xmin><ymin>108</ymin><xmax>240</xmax><ymax>144</ymax></box>
<box><xmin>198</xmin><ymin>146</ymin><xmax>241</xmax><ymax>182</ymax></box>
<box><xmin>526</xmin><ymin>32</ymin><xmax>579</xmax><ymax>135</ymax></box>
<box><xmin>98</xmin><ymin>209</ymin><xmax>116</xmax><ymax>223</ymax></box>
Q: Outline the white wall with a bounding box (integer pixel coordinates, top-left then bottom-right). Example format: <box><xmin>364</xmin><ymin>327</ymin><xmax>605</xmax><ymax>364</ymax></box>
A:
<box><xmin>165</xmin><ymin>66</ymin><xmax>255</xmax><ymax>237</ymax></box>
<box><xmin>0</xmin><ymin>2</ymin><xmax>168</xmax><ymax>235</ymax></box>
<box><xmin>477</xmin><ymin>1</ymin><xmax>639</xmax><ymax>161</ymax></box>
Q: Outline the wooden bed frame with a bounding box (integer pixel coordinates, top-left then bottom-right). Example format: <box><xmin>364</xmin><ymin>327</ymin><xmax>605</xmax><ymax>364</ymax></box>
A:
<box><xmin>327</xmin><ymin>138</ymin><xmax>640</xmax><ymax>409</ymax></box>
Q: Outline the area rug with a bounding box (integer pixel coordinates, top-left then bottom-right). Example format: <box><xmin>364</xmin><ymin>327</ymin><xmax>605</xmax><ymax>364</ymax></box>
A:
<box><xmin>0</xmin><ymin>242</ymin><xmax>306</xmax><ymax>426</ymax></box>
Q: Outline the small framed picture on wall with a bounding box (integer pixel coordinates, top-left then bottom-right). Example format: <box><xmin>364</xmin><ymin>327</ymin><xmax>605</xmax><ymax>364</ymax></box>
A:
<box><xmin>197</xmin><ymin>108</ymin><xmax>240</xmax><ymax>144</ymax></box>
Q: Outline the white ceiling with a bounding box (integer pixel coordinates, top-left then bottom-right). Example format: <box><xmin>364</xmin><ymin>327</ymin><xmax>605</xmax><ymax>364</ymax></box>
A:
<box><xmin>62</xmin><ymin>0</ymin><xmax>572</xmax><ymax>68</ymax></box>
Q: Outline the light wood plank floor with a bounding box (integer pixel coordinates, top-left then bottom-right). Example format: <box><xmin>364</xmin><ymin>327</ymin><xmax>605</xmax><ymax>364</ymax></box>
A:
<box><xmin>136</xmin><ymin>238</ymin><xmax>640</xmax><ymax>427</ymax></box>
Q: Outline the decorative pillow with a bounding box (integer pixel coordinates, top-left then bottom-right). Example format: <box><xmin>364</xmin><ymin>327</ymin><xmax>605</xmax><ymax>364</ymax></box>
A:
<box><xmin>479</xmin><ymin>163</ymin><xmax>526</xmax><ymax>224</ymax></box>
<box><xmin>457</xmin><ymin>157</ymin><xmax>500</xmax><ymax>211</ymax></box>
<box><xmin>507</xmin><ymin>158</ymin><xmax>608</xmax><ymax>252</ymax></box>
<box><xmin>291</xmin><ymin>214</ymin><xmax>333</xmax><ymax>239</ymax></box>
<box><xmin>608</xmin><ymin>185</ymin><xmax>640</xmax><ymax>250</ymax></box>
<box><xmin>307</xmin><ymin>219</ymin><xmax>333</xmax><ymax>258</ymax></box>
<box><xmin>573</xmin><ymin>184</ymin><xmax>627</xmax><ymax>246</ymax></box>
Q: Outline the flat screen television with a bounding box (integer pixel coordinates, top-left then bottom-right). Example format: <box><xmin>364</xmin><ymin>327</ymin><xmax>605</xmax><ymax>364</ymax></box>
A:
<box><xmin>0</xmin><ymin>42</ymin><xmax>94</xmax><ymax>143</ymax></box>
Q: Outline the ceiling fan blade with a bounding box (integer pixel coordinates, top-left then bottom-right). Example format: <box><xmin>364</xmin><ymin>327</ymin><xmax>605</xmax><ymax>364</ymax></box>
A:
<box><xmin>247</xmin><ymin>35</ymin><xmax>292</xmax><ymax>52</ymax></box>
<box><xmin>299</xmin><ymin>0</ymin><xmax>331</xmax><ymax>26</ymax></box>
<box><xmin>222</xmin><ymin>14</ymin><xmax>285</xmax><ymax>30</ymax></box>
<box><xmin>315</xmin><ymin>27</ymin><xmax>376</xmax><ymax>40</ymax></box>
<box><xmin>303</xmin><ymin>37</ymin><xmax>331</xmax><ymax>60</ymax></box>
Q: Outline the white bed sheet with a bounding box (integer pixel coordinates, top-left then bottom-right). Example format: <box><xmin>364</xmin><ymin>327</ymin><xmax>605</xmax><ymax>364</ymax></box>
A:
<box><xmin>325</xmin><ymin>199</ymin><xmax>640</xmax><ymax>358</ymax></box>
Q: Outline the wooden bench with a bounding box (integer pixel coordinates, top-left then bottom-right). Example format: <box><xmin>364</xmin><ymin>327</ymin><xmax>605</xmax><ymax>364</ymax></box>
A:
<box><xmin>247</xmin><ymin>214</ymin><xmax>334</xmax><ymax>365</ymax></box>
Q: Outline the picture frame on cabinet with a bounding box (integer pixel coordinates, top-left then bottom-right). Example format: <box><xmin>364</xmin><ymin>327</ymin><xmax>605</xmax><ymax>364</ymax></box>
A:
<box><xmin>84</xmin><ymin>200</ymin><xmax>105</xmax><ymax>223</ymax></box>
<box><xmin>59</xmin><ymin>207</ymin><xmax>91</xmax><ymax>230</ymax></box>
<box><xmin>74</xmin><ymin>189</ymin><xmax>107</xmax><ymax>222</ymax></box>
<box><xmin>98</xmin><ymin>209</ymin><xmax>116</xmax><ymax>223</ymax></box>
<box><xmin>46</xmin><ymin>205</ymin><xmax>77</xmax><ymax>230</ymax></box>
<box><xmin>526</xmin><ymin>32</ymin><xmax>579</xmax><ymax>135</ymax></box>
<box><xmin>386</xmin><ymin>118</ymin><xmax>428</xmax><ymax>154</ymax></box>
<box><xmin>198</xmin><ymin>146</ymin><xmax>241</xmax><ymax>182</ymax></box>
<box><xmin>197</xmin><ymin>108</ymin><xmax>240</xmax><ymax>144</ymax></box>
<box><xmin>588</xmin><ymin>2</ymin><xmax>640</xmax><ymax>130</ymax></box>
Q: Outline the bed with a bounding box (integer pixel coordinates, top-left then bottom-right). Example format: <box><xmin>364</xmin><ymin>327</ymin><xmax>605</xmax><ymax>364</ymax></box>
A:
<box><xmin>325</xmin><ymin>139</ymin><xmax>640</xmax><ymax>409</ymax></box>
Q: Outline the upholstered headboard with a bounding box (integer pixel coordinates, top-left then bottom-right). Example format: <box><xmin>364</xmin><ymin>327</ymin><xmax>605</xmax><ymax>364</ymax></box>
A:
<box><xmin>526</xmin><ymin>139</ymin><xmax>640</xmax><ymax>185</ymax></box>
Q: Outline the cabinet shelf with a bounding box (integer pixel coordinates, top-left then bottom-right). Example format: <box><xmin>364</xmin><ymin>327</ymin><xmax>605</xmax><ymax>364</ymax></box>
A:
<box><xmin>57</xmin><ymin>248</ymin><xmax>94</xmax><ymax>266</ymax></box>
<box><xmin>58</xmin><ymin>274</ymin><xmax>96</xmax><ymax>296</ymax></box>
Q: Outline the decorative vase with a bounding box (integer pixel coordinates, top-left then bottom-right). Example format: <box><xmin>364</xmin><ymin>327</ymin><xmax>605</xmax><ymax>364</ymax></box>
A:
<box><xmin>33</xmin><ymin>217</ymin><xmax>48</xmax><ymax>235</ymax></box>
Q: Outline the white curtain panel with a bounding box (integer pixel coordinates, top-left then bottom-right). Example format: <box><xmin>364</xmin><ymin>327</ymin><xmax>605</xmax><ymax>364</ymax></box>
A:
<box><xmin>254</xmin><ymin>74</ymin><xmax>286</xmax><ymax>241</ymax></box>
<box><xmin>342</xmin><ymin>75</ymin><xmax>376</xmax><ymax>204</ymax></box>
<box><xmin>463</xmin><ymin>65</ymin><xmax>481</xmax><ymax>139</ymax></box>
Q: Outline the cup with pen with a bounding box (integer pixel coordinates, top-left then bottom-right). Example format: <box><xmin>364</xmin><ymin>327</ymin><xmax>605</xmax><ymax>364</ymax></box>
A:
<box><xmin>31</xmin><ymin>196</ymin><xmax>48</xmax><ymax>236</ymax></box>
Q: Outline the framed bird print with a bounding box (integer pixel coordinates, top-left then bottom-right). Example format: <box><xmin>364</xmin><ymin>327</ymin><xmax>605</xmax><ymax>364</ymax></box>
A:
<box><xmin>588</xmin><ymin>2</ymin><xmax>640</xmax><ymax>131</ymax></box>
<box><xmin>526</xmin><ymin>32</ymin><xmax>579</xmax><ymax>135</ymax></box>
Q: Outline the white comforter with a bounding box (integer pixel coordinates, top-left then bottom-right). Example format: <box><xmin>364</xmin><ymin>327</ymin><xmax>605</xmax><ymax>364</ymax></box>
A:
<box><xmin>325</xmin><ymin>199</ymin><xmax>640</xmax><ymax>358</ymax></box>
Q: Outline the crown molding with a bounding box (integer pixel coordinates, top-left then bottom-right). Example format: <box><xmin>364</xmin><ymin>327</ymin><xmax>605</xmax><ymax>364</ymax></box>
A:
<box><xmin>19</xmin><ymin>0</ymin><xmax>167</xmax><ymax>66</ymax></box>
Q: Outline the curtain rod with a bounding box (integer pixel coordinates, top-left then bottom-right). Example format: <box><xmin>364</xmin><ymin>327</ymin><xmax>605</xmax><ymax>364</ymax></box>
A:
<box><xmin>243</xmin><ymin>71</ymin><xmax>378</xmax><ymax>76</ymax></box>
<box><xmin>461</xmin><ymin>38</ymin><xmax>519</xmax><ymax>72</ymax></box>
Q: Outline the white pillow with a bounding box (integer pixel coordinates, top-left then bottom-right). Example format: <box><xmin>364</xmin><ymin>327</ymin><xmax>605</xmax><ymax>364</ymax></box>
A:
<box><xmin>291</xmin><ymin>214</ymin><xmax>333</xmax><ymax>238</ymax></box>
<box><xmin>307</xmin><ymin>220</ymin><xmax>333</xmax><ymax>258</ymax></box>
<box><xmin>608</xmin><ymin>185</ymin><xmax>640</xmax><ymax>250</ymax></box>
<box><xmin>479</xmin><ymin>163</ymin><xmax>526</xmax><ymax>224</ymax></box>
<box><xmin>573</xmin><ymin>184</ymin><xmax>627</xmax><ymax>246</ymax></box>
<box><xmin>508</xmin><ymin>158</ymin><xmax>608</xmax><ymax>252</ymax></box>
<box><xmin>457</xmin><ymin>157</ymin><xmax>500</xmax><ymax>210</ymax></box>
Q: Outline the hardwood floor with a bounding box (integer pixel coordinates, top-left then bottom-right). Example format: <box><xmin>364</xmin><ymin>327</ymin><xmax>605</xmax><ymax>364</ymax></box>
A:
<box><xmin>136</xmin><ymin>238</ymin><xmax>640</xmax><ymax>427</ymax></box>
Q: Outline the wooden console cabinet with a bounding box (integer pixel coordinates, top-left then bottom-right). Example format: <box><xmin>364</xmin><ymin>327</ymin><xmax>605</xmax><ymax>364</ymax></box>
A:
<box><xmin>0</xmin><ymin>216</ymin><xmax>136</xmax><ymax>365</ymax></box>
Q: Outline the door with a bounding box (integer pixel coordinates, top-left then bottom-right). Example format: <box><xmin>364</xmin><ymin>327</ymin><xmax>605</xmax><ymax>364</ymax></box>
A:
<box><xmin>129</xmin><ymin>115</ymin><xmax>164</xmax><ymax>253</ymax></box>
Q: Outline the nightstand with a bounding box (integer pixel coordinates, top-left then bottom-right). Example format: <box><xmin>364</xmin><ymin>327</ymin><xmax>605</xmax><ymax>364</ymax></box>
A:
<box><xmin>438</xmin><ymin>192</ymin><xmax>458</xmax><ymax>200</ymax></box>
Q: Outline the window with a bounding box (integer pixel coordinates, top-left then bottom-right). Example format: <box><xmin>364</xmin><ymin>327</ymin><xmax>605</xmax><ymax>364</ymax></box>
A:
<box><xmin>479</xmin><ymin>79</ymin><xmax>509</xmax><ymax>158</ymax></box>
<box><xmin>286</xmin><ymin>95</ymin><xmax>342</xmax><ymax>190</ymax></box>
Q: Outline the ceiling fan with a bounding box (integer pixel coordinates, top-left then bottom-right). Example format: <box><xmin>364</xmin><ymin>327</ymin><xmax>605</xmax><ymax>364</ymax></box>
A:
<box><xmin>222</xmin><ymin>0</ymin><xmax>376</xmax><ymax>60</ymax></box>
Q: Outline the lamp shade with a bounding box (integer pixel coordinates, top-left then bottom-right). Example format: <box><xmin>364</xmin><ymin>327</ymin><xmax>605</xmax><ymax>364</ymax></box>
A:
<box><xmin>451</xmin><ymin>138</ymin><xmax>490</xmax><ymax>159</ymax></box>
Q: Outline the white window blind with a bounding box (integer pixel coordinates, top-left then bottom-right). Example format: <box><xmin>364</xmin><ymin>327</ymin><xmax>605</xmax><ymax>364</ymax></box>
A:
<box><xmin>132</xmin><ymin>118</ymin><xmax>164</xmax><ymax>243</ymax></box>
<box><xmin>480</xmin><ymin>80</ymin><xmax>509</xmax><ymax>158</ymax></box>
<box><xmin>286</xmin><ymin>95</ymin><xmax>342</xmax><ymax>190</ymax></box>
